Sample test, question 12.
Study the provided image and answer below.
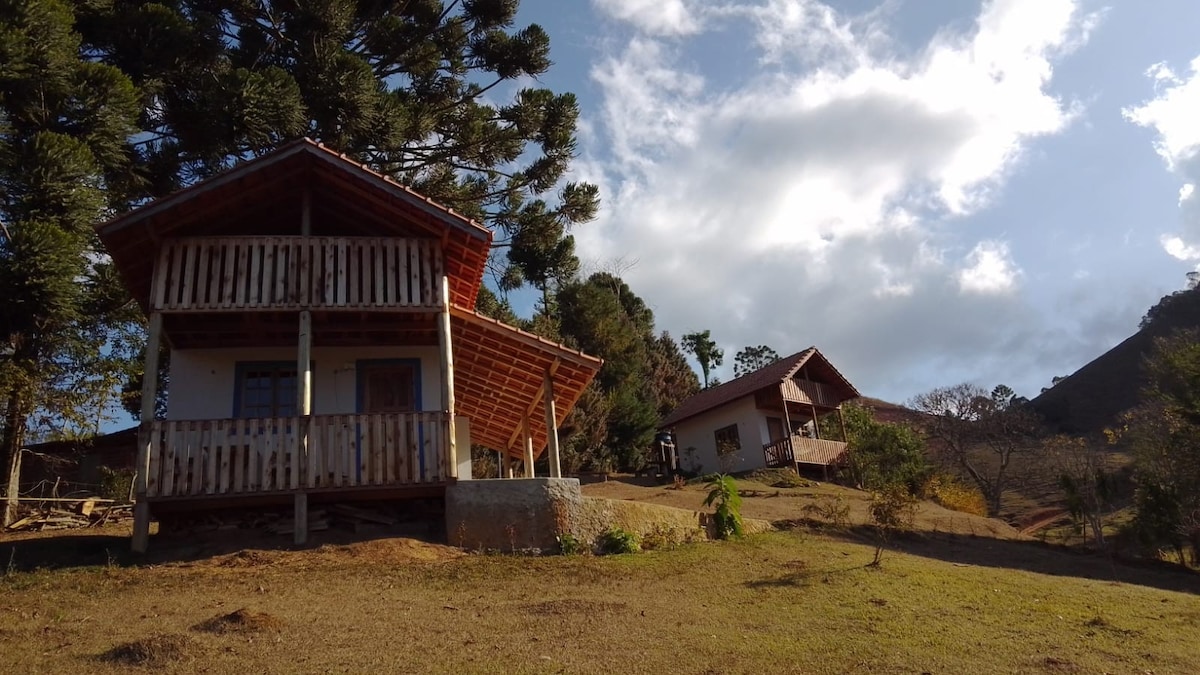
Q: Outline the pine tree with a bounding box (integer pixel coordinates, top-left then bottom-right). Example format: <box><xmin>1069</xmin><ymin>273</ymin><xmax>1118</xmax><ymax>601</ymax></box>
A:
<box><xmin>76</xmin><ymin>0</ymin><xmax>598</xmax><ymax>289</ymax></box>
<box><xmin>0</xmin><ymin>0</ymin><xmax>142</xmax><ymax>524</ymax></box>
<box><xmin>682</xmin><ymin>330</ymin><xmax>723</xmax><ymax>388</ymax></box>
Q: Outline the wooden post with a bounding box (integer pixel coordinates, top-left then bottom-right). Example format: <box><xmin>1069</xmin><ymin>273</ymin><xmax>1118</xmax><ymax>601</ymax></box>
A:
<box><xmin>837</xmin><ymin>406</ymin><xmax>848</xmax><ymax>442</ymax></box>
<box><xmin>780</xmin><ymin>383</ymin><xmax>795</xmax><ymax>466</ymax></box>
<box><xmin>132</xmin><ymin>312</ymin><xmax>163</xmax><ymax>554</ymax></box>
<box><xmin>543</xmin><ymin>371</ymin><xmax>561</xmax><ymax>478</ymax></box>
<box><xmin>437</xmin><ymin>275</ymin><xmax>457</xmax><ymax>478</ymax></box>
<box><xmin>523</xmin><ymin>416</ymin><xmax>534</xmax><ymax>478</ymax></box>
<box><xmin>294</xmin><ymin>492</ymin><xmax>308</xmax><ymax>545</ymax></box>
<box><xmin>496</xmin><ymin>450</ymin><xmax>506</xmax><ymax>479</ymax></box>
<box><xmin>506</xmin><ymin>456</ymin><xmax>515</xmax><ymax>479</ymax></box>
<box><xmin>810</xmin><ymin>402</ymin><xmax>821</xmax><ymax>440</ymax></box>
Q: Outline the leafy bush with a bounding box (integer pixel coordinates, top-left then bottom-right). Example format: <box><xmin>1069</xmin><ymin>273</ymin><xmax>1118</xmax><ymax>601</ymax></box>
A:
<box><xmin>556</xmin><ymin>532</ymin><xmax>584</xmax><ymax>555</ymax></box>
<box><xmin>920</xmin><ymin>474</ymin><xmax>988</xmax><ymax>516</ymax></box>
<box><xmin>703</xmin><ymin>473</ymin><xmax>744</xmax><ymax>540</ymax></box>
<box><xmin>801</xmin><ymin>496</ymin><xmax>851</xmax><ymax>529</ymax></box>
<box><xmin>868</xmin><ymin>484</ymin><xmax>918</xmax><ymax>566</ymax></box>
<box><xmin>841</xmin><ymin>404</ymin><xmax>932</xmax><ymax>493</ymax></box>
<box><xmin>597</xmin><ymin>527</ymin><xmax>640</xmax><ymax>555</ymax></box>
<box><xmin>98</xmin><ymin>467</ymin><xmax>134</xmax><ymax>502</ymax></box>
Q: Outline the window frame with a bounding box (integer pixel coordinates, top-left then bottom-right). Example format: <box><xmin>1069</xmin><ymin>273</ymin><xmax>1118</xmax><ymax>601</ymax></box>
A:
<box><xmin>232</xmin><ymin>361</ymin><xmax>308</xmax><ymax>419</ymax></box>
<box><xmin>713</xmin><ymin>423</ymin><xmax>741</xmax><ymax>456</ymax></box>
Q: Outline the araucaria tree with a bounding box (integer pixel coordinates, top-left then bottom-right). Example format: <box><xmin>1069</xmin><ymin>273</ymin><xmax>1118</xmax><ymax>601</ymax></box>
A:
<box><xmin>909</xmin><ymin>383</ymin><xmax>1041</xmax><ymax>516</ymax></box>
<box><xmin>76</xmin><ymin>0</ymin><xmax>599</xmax><ymax>291</ymax></box>
<box><xmin>1</xmin><ymin>0</ymin><xmax>142</xmax><ymax>525</ymax></box>
<box><xmin>733</xmin><ymin>345</ymin><xmax>780</xmax><ymax>378</ymax></box>
<box><xmin>682</xmin><ymin>330</ymin><xmax>723</xmax><ymax>389</ymax></box>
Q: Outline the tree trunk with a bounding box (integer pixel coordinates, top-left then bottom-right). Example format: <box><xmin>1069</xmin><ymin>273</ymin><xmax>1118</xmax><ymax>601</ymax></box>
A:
<box><xmin>1</xmin><ymin>388</ymin><xmax>26</xmax><ymax>528</ymax></box>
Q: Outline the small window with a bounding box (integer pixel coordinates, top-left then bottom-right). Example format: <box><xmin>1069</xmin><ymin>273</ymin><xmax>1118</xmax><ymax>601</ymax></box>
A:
<box><xmin>714</xmin><ymin>424</ymin><xmax>741</xmax><ymax>455</ymax></box>
<box><xmin>235</xmin><ymin>362</ymin><xmax>300</xmax><ymax>418</ymax></box>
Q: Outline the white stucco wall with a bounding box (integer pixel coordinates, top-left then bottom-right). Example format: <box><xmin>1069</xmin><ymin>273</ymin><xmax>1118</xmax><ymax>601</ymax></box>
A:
<box><xmin>166</xmin><ymin>345</ymin><xmax>442</xmax><ymax>420</ymax></box>
<box><xmin>672</xmin><ymin>396</ymin><xmax>771</xmax><ymax>475</ymax></box>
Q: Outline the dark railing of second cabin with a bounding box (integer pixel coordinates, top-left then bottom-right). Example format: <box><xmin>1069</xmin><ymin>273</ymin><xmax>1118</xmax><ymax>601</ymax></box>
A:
<box><xmin>151</xmin><ymin>236</ymin><xmax>443</xmax><ymax>312</ymax></box>
<box><xmin>143</xmin><ymin>412</ymin><xmax>451</xmax><ymax>499</ymax></box>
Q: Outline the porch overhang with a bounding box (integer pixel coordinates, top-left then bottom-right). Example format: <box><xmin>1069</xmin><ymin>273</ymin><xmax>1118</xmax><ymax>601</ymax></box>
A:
<box><xmin>449</xmin><ymin>306</ymin><xmax>601</xmax><ymax>457</ymax></box>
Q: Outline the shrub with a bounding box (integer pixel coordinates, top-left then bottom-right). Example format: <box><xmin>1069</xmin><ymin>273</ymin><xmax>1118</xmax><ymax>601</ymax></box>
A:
<box><xmin>868</xmin><ymin>484</ymin><xmax>918</xmax><ymax>566</ymax></box>
<box><xmin>556</xmin><ymin>532</ymin><xmax>584</xmax><ymax>556</ymax></box>
<box><xmin>97</xmin><ymin>466</ymin><xmax>134</xmax><ymax>502</ymax></box>
<box><xmin>920</xmin><ymin>474</ymin><xmax>988</xmax><ymax>516</ymax></box>
<box><xmin>597</xmin><ymin>527</ymin><xmax>640</xmax><ymax>555</ymax></box>
<box><xmin>801</xmin><ymin>495</ymin><xmax>851</xmax><ymax>529</ymax></box>
<box><xmin>703</xmin><ymin>473</ymin><xmax>744</xmax><ymax>540</ymax></box>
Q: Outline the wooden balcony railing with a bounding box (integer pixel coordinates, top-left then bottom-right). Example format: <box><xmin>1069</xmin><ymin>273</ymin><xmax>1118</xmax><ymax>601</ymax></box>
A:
<box><xmin>763</xmin><ymin>435</ymin><xmax>848</xmax><ymax>468</ymax></box>
<box><xmin>151</xmin><ymin>236</ymin><xmax>442</xmax><ymax>312</ymax></box>
<box><xmin>780</xmin><ymin>379</ymin><xmax>842</xmax><ymax>407</ymax></box>
<box><xmin>143</xmin><ymin>412</ymin><xmax>450</xmax><ymax>499</ymax></box>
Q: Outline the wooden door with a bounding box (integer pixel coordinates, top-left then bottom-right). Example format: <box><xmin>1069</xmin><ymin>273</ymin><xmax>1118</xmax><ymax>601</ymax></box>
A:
<box><xmin>361</xmin><ymin>364</ymin><xmax>417</xmax><ymax>413</ymax></box>
<box><xmin>766</xmin><ymin>417</ymin><xmax>786</xmax><ymax>443</ymax></box>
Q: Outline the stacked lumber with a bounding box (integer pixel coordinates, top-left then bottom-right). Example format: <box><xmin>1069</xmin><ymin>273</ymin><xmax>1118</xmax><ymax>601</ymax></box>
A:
<box><xmin>4</xmin><ymin>498</ymin><xmax>132</xmax><ymax>532</ymax></box>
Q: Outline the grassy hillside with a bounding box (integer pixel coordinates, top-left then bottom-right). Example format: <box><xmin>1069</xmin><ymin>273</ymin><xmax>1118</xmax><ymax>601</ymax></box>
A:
<box><xmin>3</xmin><ymin>523</ymin><xmax>1199</xmax><ymax>674</ymax></box>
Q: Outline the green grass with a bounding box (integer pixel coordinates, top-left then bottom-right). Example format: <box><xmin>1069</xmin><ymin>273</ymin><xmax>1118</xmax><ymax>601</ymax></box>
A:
<box><xmin>3</xmin><ymin>529</ymin><xmax>1200</xmax><ymax>673</ymax></box>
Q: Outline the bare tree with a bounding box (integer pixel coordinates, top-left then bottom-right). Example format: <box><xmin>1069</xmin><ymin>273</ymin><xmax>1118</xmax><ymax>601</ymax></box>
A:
<box><xmin>909</xmin><ymin>383</ymin><xmax>1042</xmax><ymax>516</ymax></box>
<box><xmin>1043</xmin><ymin>435</ymin><xmax>1115</xmax><ymax>548</ymax></box>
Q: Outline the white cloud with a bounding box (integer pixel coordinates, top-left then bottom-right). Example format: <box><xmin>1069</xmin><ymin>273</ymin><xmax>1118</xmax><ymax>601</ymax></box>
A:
<box><xmin>1124</xmin><ymin>56</ymin><xmax>1200</xmax><ymax>261</ymax></box>
<box><xmin>573</xmin><ymin>0</ymin><xmax>1094</xmax><ymax>398</ymax></box>
<box><xmin>958</xmin><ymin>241</ymin><xmax>1020</xmax><ymax>294</ymax></box>
<box><xmin>592</xmin><ymin>0</ymin><xmax>706</xmax><ymax>36</ymax></box>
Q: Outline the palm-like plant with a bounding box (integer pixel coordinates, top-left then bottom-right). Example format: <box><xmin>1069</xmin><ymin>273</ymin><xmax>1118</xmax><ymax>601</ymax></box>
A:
<box><xmin>703</xmin><ymin>473</ymin><xmax>744</xmax><ymax>539</ymax></box>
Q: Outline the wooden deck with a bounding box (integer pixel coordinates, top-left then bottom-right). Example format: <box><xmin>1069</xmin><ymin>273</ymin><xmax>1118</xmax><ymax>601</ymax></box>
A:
<box><xmin>144</xmin><ymin>412</ymin><xmax>451</xmax><ymax>500</ymax></box>
<box><xmin>151</xmin><ymin>236</ymin><xmax>443</xmax><ymax>312</ymax></box>
<box><xmin>763</xmin><ymin>435</ymin><xmax>848</xmax><ymax>468</ymax></box>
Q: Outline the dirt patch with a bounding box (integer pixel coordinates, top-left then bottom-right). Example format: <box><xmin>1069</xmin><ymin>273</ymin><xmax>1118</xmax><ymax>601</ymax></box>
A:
<box><xmin>211</xmin><ymin>549</ymin><xmax>282</xmax><ymax>568</ymax></box>
<box><xmin>100</xmin><ymin>633</ymin><xmax>200</xmax><ymax>668</ymax></box>
<box><xmin>193</xmin><ymin>608</ymin><xmax>283</xmax><ymax>635</ymax></box>
<box><xmin>522</xmin><ymin>599</ymin><xmax>628</xmax><ymax>616</ymax></box>
<box><xmin>312</xmin><ymin>537</ymin><xmax>464</xmax><ymax>563</ymax></box>
<box><xmin>1039</xmin><ymin>656</ymin><xmax>1080</xmax><ymax>672</ymax></box>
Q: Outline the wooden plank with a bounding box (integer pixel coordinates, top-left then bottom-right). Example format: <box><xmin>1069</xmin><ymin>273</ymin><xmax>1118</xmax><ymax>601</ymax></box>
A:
<box><xmin>275</xmin><ymin>239</ymin><xmax>289</xmax><ymax>305</ymax></box>
<box><xmin>373</xmin><ymin>240</ymin><xmax>385</xmax><ymax>307</ymax></box>
<box><xmin>219</xmin><ymin>421</ymin><xmax>233</xmax><ymax>494</ymax></box>
<box><xmin>299</xmin><ymin>239</ymin><xmax>312</xmax><ymax>307</ymax></box>
<box><xmin>179</xmin><ymin>242</ymin><xmax>198</xmax><ymax>309</ymax></box>
<box><xmin>387</xmin><ymin>241</ymin><xmax>400</xmax><ymax>306</ymax></box>
<box><xmin>248</xmin><ymin>240</ymin><xmax>263</xmax><ymax>307</ymax></box>
<box><xmin>306</xmin><ymin>417</ymin><xmax>318</xmax><ymax>489</ymax></box>
<box><xmin>396</xmin><ymin>414</ymin><xmax>409</xmax><ymax>484</ymax></box>
<box><xmin>262</xmin><ymin>239</ymin><xmax>277</xmax><ymax>306</ymax></box>
<box><xmin>409</xmin><ymin>239</ymin><xmax>421</xmax><ymax>307</ymax></box>
<box><xmin>383</xmin><ymin>413</ymin><xmax>396</xmax><ymax>483</ymax></box>
<box><xmin>373</xmin><ymin>413</ymin><xmax>385</xmax><ymax>485</ymax></box>
<box><xmin>357</xmin><ymin>415</ymin><xmax>368</xmax><ymax>487</ymax></box>
<box><xmin>146</xmin><ymin>421</ymin><xmax>162</xmax><ymax>498</ymax></box>
<box><xmin>235</xmin><ymin>241</ymin><xmax>250</xmax><ymax>308</ymax></box>
<box><xmin>323</xmin><ymin>240</ymin><xmax>336</xmax><ymax>307</ymax></box>
<box><xmin>348</xmin><ymin>239</ymin><xmax>360</xmax><ymax>307</ymax></box>
<box><xmin>152</xmin><ymin>245</ymin><xmax>170</xmax><ymax>310</ymax></box>
<box><xmin>336</xmin><ymin>239</ymin><xmax>348</xmax><ymax>306</ymax></box>
<box><xmin>287</xmin><ymin>240</ymin><xmax>299</xmax><ymax>305</ymax></box>
<box><xmin>205</xmin><ymin>419</ymin><xmax>220</xmax><ymax>494</ymax></box>
<box><xmin>333</xmin><ymin>416</ymin><xmax>346</xmax><ymax>487</ymax></box>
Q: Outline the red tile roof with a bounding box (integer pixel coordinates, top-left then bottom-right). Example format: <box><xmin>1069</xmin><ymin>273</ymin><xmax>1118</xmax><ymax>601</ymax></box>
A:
<box><xmin>661</xmin><ymin>347</ymin><xmax>859</xmax><ymax>428</ymax></box>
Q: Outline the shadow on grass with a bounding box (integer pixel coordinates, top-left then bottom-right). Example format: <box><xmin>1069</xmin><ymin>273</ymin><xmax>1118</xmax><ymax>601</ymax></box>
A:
<box><xmin>769</xmin><ymin>520</ymin><xmax>1200</xmax><ymax>596</ymax></box>
<box><xmin>1</xmin><ymin>518</ymin><xmax>445</xmax><ymax>573</ymax></box>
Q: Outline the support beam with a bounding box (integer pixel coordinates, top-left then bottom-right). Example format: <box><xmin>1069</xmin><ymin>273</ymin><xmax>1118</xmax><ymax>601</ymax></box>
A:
<box><xmin>298</xmin><ymin>310</ymin><xmax>312</xmax><ymax>414</ymax></box>
<box><xmin>294</xmin><ymin>492</ymin><xmax>308</xmax><ymax>545</ymax></box>
<box><xmin>523</xmin><ymin>416</ymin><xmax>535</xmax><ymax>478</ymax></box>
<box><xmin>837</xmin><ymin>406</ymin><xmax>848</xmax><ymax>443</ymax></box>
<box><xmin>496</xmin><ymin>450</ymin><xmax>507</xmax><ymax>479</ymax></box>
<box><xmin>437</xmin><ymin>275</ymin><xmax>457</xmax><ymax>478</ymax></box>
<box><xmin>132</xmin><ymin>311</ymin><xmax>163</xmax><ymax>554</ymax></box>
<box><xmin>505</xmin><ymin>359</ymin><xmax>560</xmax><ymax>452</ymax></box>
<box><xmin>543</xmin><ymin>370</ymin><xmax>561</xmax><ymax>478</ymax></box>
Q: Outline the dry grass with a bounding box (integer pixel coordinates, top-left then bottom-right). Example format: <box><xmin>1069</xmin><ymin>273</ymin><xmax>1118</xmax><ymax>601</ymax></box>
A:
<box><xmin>193</xmin><ymin>609</ymin><xmax>283</xmax><ymax>635</ymax></box>
<box><xmin>4</xmin><ymin>524</ymin><xmax>1200</xmax><ymax>674</ymax></box>
<box><xmin>100</xmin><ymin>633</ymin><xmax>200</xmax><ymax>668</ymax></box>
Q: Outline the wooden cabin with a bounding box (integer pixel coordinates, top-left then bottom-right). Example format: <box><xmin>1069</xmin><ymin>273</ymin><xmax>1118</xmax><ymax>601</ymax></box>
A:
<box><xmin>96</xmin><ymin>139</ymin><xmax>602</xmax><ymax>551</ymax></box>
<box><xmin>660</xmin><ymin>349</ymin><xmax>859</xmax><ymax>477</ymax></box>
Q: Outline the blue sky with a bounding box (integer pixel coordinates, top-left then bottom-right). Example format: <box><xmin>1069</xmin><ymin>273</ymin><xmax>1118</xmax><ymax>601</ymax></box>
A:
<box><xmin>497</xmin><ymin>0</ymin><xmax>1200</xmax><ymax>403</ymax></box>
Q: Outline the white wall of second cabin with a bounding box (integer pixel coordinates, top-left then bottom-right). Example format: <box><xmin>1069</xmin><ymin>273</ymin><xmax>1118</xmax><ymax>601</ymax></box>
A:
<box><xmin>166</xmin><ymin>345</ymin><xmax>442</xmax><ymax>420</ymax></box>
<box><xmin>672</xmin><ymin>396</ymin><xmax>771</xmax><ymax>475</ymax></box>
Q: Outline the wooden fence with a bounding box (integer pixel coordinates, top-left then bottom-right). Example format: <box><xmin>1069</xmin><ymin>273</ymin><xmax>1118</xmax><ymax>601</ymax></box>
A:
<box><xmin>763</xmin><ymin>435</ymin><xmax>848</xmax><ymax>468</ymax></box>
<box><xmin>144</xmin><ymin>412</ymin><xmax>450</xmax><ymax>498</ymax></box>
<box><xmin>151</xmin><ymin>237</ymin><xmax>442</xmax><ymax>311</ymax></box>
